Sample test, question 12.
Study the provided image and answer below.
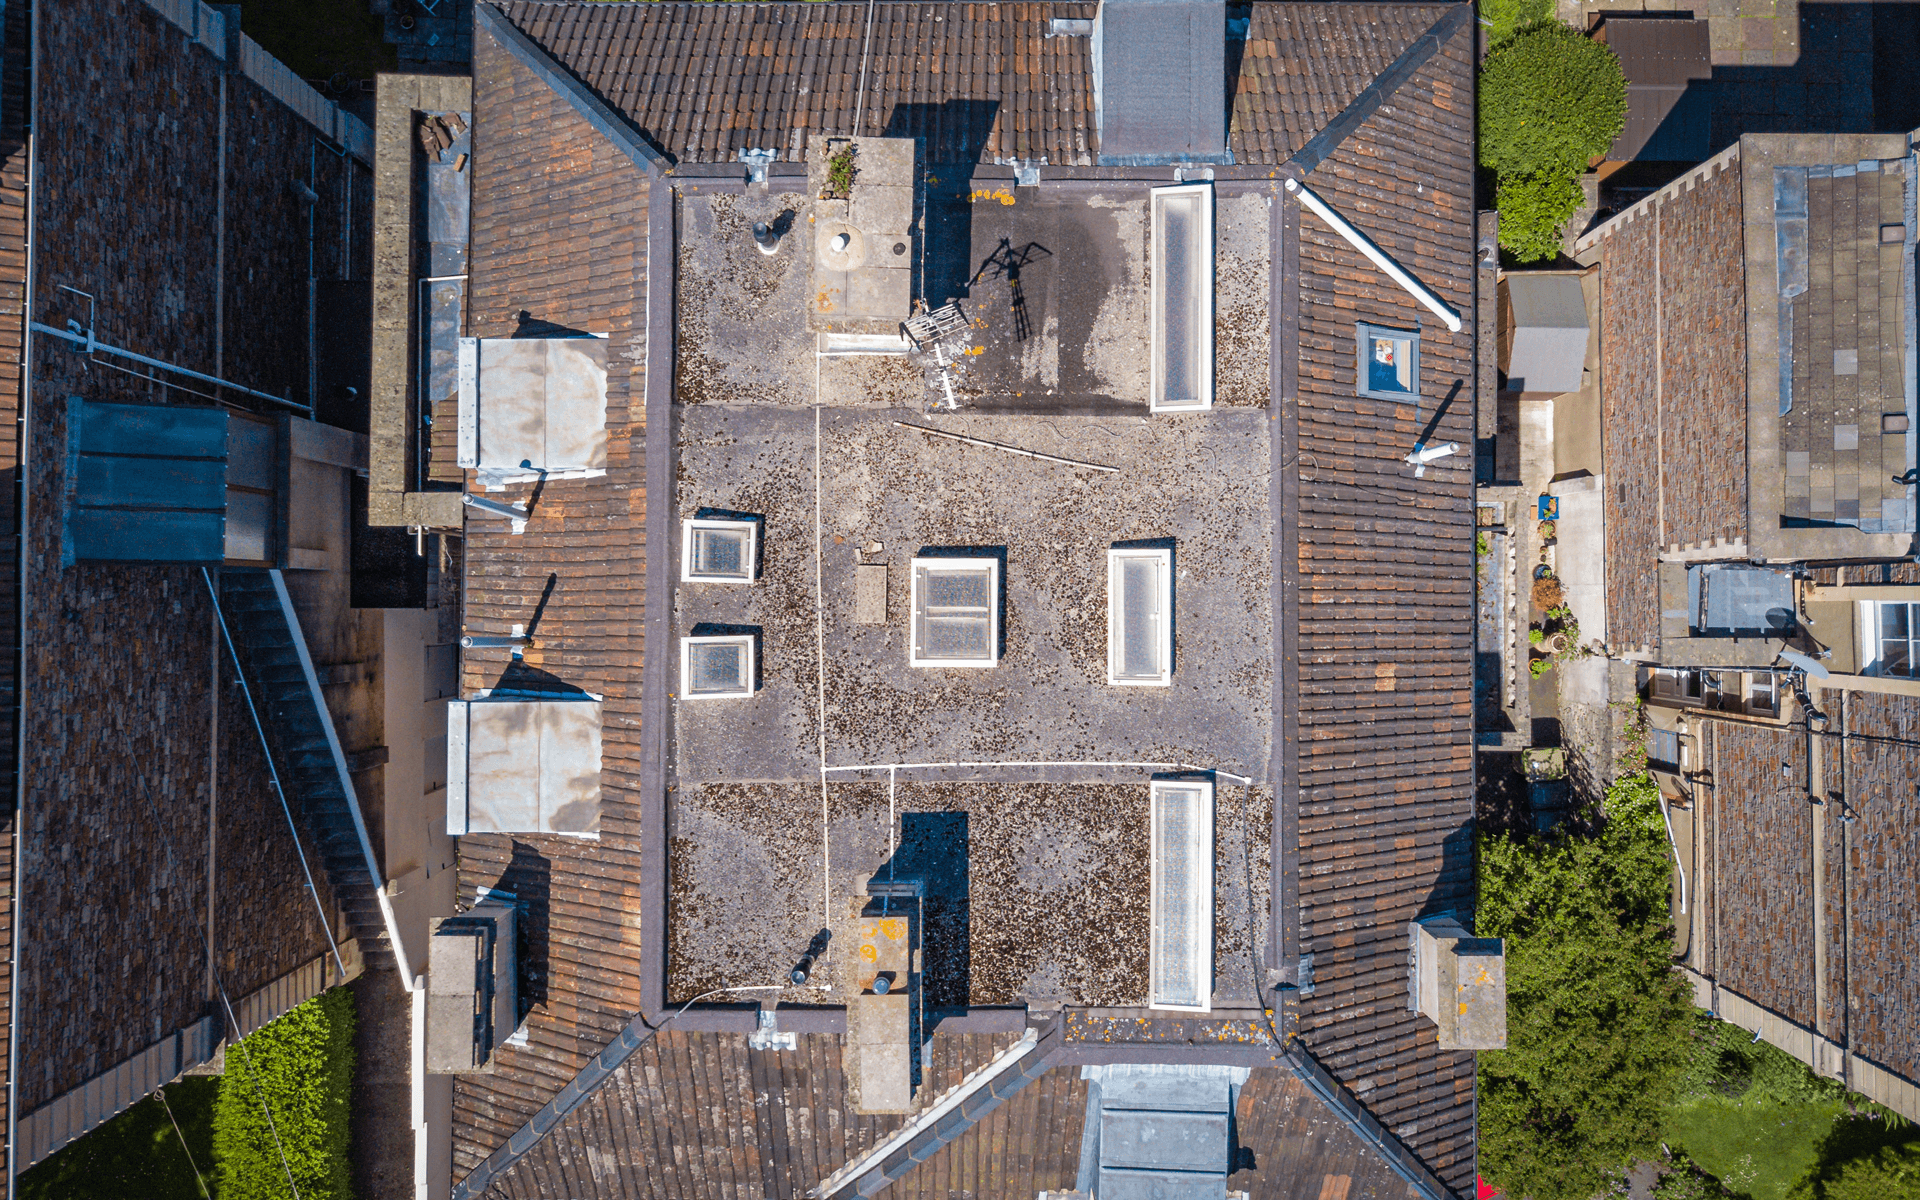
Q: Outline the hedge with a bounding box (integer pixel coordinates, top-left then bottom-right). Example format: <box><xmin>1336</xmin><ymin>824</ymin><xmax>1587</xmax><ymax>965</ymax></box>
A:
<box><xmin>1482</xmin><ymin>0</ymin><xmax>1554</xmax><ymax>49</ymax></box>
<box><xmin>1476</xmin><ymin>770</ymin><xmax>1696</xmax><ymax>1200</ymax></box>
<box><xmin>1479</xmin><ymin>22</ymin><xmax>1628</xmax><ymax>182</ymax></box>
<box><xmin>1496</xmin><ymin>170</ymin><xmax>1587</xmax><ymax>262</ymax></box>
<box><xmin>18</xmin><ymin>1077</ymin><xmax>217</xmax><ymax>1200</ymax></box>
<box><xmin>214</xmin><ymin>985</ymin><xmax>357</xmax><ymax>1200</ymax></box>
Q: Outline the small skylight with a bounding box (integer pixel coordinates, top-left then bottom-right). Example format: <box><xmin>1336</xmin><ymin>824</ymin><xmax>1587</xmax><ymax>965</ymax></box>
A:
<box><xmin>909</xmin><ymin>557</ymin><xmax>999</xmax><ymax>668</ymax></box>
<box><xmin>1150</xmin><ymin>184</ymin><xmax>1214</xmax><ymax>412</ymax></box>
<box><xmin>1108</xmin><ymin>547</ymin><xmax>1172</xmax><ymax>686</ymax></box>
<box><xmin>682</xmin><ymin>517</ymin><xmax>758</xmax><ymax>584</ymax></box>
<box><xmin>1150</xmin><ymin>778</ymin><xmax>1213</xmax><ymax>1012</ymax></box>
<box><xmin>1356</xmin><ymin>322</ymin><xmax>1420</xmax><ymax>401</ymax></box>
<box><xmin>681</xmin><ymin>635</ymin><xmax>756</xmax><ymax>699</ymax></box>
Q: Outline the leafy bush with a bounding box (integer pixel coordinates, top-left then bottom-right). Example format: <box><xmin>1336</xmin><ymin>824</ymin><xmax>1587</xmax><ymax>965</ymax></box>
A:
<box><xmin>214</xmin><ymin>986</ymin><xmax>357</xmax><ymax>1200</ymax></box>
<box><xmin>1476</xmin><ymin>770</ymin><xmax>1696</xmax><ymax>1200</ymax></box>
<box><xmin>1820</xmin><ymin>1144</ymin><xmax>1920</xmax><ymax>1200</ymax></box>
<box><xmin>1655</xmin><ymin>1153</ymin><xmax>1734</xmax><ymax>1200</ymax></box>
<box><xmin>1497</xmin><ymin>169</ymin><xmax>1586</xmax><ymax>262</ymax></box>
<box><xmin>1678</xmin><ymin>1014</ymin><xmax>1844</xmax><ymax>1107</ymax></box>
<box><xmin>1790</xmin><ymin>1111</ymin><xmax>1920</xmax><ymax>1200</ymax></box>
<box><xmin>19</xmin><ymin>1078</ymin><xmax>217</xmax><ymax>1200</ymax></box>
<box><xmin>1480</xmin><ymin>22</ymin><xmax>1627</xmax><ymax>181</ymax></box>
<box><xmin>1483</xmin><ymin>0</ymin><xmax>1554</xmax><ymax>49</ymax></box>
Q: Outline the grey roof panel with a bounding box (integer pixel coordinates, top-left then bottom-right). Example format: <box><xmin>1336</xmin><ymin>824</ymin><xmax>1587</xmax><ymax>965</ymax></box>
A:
<box><xmin>1097</xmin><ymin>0</ymin><xmax>1229</xmax><ymax>164</ymax></box>
<box><xmin>1505</xmin><ymin>274</ymin><xmax>1590</xmax><ymax>394</ymax></box>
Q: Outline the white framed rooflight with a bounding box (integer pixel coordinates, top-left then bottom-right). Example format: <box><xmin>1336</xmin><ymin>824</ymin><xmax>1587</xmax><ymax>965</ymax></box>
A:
<box><xmin>1108</xmin><ymin>547</ymin><xmax>1172</xmax><ymax>686</ymax></box>
<box><xmin>680</xmin><ymin>634</ymin><xmax>757</xmax><ymax>699</ymax></box>
<box><xmin>1149</xmin><ymin>184</ymin><xmax>1214</xmax><ymax>412</ymax></box>
<box><xmin>909</xmin><ymin>557</ymin><xmax>1000</xmax><ymax>668</ymax></box>
<box><xmin>681</xmin><ymin>517</ymin><xmax>759</xmax><ymax>584</ymax></box>
<box><xmin>1150</xmin><ymin>777</ymin><xmax>1214</xmax><ymax>1012</ymax></box>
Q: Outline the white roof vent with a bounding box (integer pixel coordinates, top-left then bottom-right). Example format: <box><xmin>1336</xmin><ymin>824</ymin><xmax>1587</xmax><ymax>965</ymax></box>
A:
<box><xmin>1149</xmin><ymin>184</ymin><xmax>1214</xmax><ymax>412</ymax></box>
<box><xmin>446</xmin><ymin>696</ymin><xmax>602</xmax><ymax>836</ymax></box>
<box><xmin>681</xmin><ymin>517</ymin><xmax>759</xmax><ymax>584</ymax></box>
<box><xmin>456</xmin><ymin>336</ymin><xmax>609</xmax><ymax>489</ymax></box>
<box><xmin>909</xmin><ymin>557</ymin><xmax>1000</xmax><ymax>668</ymax></box>
<box><xmin>1150</xmin><ymin>778</ymin><xmax>1214</xmax><ymax>1011</ymax></box>
<box><xmin>681</xmin><ymin>634</ymin><xmax>757</xmax><ymax>699</ymax></box>
<box><xmin>1108</xmin><ymin>547</ymin><xmax>1172</xmax><ymax>686</ymax></box>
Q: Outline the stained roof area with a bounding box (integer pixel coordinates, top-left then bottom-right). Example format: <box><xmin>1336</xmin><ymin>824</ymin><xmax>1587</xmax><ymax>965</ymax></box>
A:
<box><xmin>675</xmin><ymin>186</ymin><xmax>1272</xmax><ymax>409</ymax></box>
<box><xmin>669</xmin><ymin>780</ymin><xmax>1273</xmax><ymax>1009</ymax></box>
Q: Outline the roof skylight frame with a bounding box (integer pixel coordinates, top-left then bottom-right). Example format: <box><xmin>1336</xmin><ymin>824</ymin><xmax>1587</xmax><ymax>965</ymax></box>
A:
<box><xmin>1355</xmin><ymin>321</ymin><xmax>1422</xmax><ymax>402</ymax></box>
<box><xmin>1149</xmin><ymin>183</ymin><xmax>1215</xmax><ymax>413</ymax></box>
<box><xmin>908</xmin><ymin>556</ymin><xmax>1000</xmax><ymax>668</ymax></box>
<box><xmin>1107</xmin><ymin>547</ymin><xmax>1173</xmax><ymax>686</ymax></box>
<box><xmin>681</xmin><ymin>516</ymin><xmax>760</xmax><ymax>584</ymax></box>
<box><xmin>679</xmin><ymin>634</ymin><xmax>757</xmax><ymax>699</ymax></box>
<box><xmin>1149</xmin><ymin>777</ymin><xmax>1214</xmax><ymax>1012</ymax></box>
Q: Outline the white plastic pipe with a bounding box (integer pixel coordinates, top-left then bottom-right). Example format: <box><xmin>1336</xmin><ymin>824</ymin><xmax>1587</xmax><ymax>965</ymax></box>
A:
<box><xmin>1285</xmin><ymin>178</ymin><xmax>1464</xmax><ymax>333</ymax></box>
<box><xmin>462</xmin><ymin>492</ymin><xmax>530</xmax><ymax>534</ymax></box>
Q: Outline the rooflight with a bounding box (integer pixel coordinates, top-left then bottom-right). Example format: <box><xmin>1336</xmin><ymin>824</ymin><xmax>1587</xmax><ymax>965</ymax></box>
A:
<box><xmin>1150</xmin><ymin>778</ymin><xmax>1214</xmax><ymax>1011</ymax></box>
<box><xmin>681</xmin><ymin>635</ymin><xmax>757</xmax><ymax>699</ymax></box>
<box><xmin>681</xmin><ymin>517</ymin><xmax>758</xmax><ymax>584</ymax></box>
<box><xmin>909</xmin><ymin>557</ymin><xmax>1000</xmax><ymax>668</ymax></box>
<box><xmin>1149</xmin><ymin>184</ymin><xmax>1214</xmax><ymax>412</ymax></box>
<box><xmin>1108</xmin><ymin>547</ymin><xmax>1172</xmax><ymax>686</ymax></box>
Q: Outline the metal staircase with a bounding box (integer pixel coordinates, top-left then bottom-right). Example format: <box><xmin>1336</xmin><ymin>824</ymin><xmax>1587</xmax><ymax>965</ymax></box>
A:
<box><xmin>213</xmin><ymin>568</ymin><xmax>407</xmax><ymax>976</ymax></box>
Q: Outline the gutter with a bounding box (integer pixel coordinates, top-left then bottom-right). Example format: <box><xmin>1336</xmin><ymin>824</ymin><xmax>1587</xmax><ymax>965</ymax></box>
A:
<box><xmin>6</xmin><ymin>0</ymin><xmax>35</xmax><ymax>1186</ymax></box>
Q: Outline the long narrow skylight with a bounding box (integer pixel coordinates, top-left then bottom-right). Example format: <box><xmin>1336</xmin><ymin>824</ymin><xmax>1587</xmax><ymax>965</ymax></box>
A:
<box><xmin>1108</xmin><ymin>547</ymin><xmax>1172</xmax><ymax>686</ymax></box>
<box><xmin>1150</xmin><ymin>778</ymin><xmax>1214</xmax><ymax>1011</ymax></box>
<box><xmin>1150</xmin><ymin>184</ymin><xmax>1214</xmax><ymax>412</ymax></box>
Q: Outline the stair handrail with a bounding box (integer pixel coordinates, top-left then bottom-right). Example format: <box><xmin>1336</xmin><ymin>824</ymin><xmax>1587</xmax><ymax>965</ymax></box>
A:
<box><xmin>260</xmin><ymin>569</ymin><xmax>417</xmax><ymax>991</ymax></box>
<box><xmin>201</xmin><ymin>567</ymin><xmax>350</xmax><ymax>985</ymax></box>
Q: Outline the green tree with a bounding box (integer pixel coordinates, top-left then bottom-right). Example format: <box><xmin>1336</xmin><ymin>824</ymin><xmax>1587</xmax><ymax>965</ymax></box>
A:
<box><xmin>1477</xmin><ymin>771</ymin><xmax>1696</xmax><ymax>1200</ymax></box>
<box><xmin>1820</xmin><ymin>1141</ymin><xmax>1920</xmax><ymax>1200</ymax></box>
<box><xmin>213</xmin><ymin>986</ymin><xmax>358</xmax><ymax>1200</ymax></box>
<box><xmin>1482</xmin><ymin>0</ymin><xmax>1555</xmax><ymax>49</ymax></box>
<box><xmin>1496</xmin><ymin>170</ymin><xmax>1587</xmax><ymax>263</ymax></box>
<box><xmin>1479</xmin><ymin>22</ymin><xmax>1628</xmax><ymax>181</ymax></box>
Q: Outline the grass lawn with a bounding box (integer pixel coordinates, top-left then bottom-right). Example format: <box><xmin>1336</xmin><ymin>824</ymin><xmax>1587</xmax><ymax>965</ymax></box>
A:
<box><xmin>18</xmin><ymin>1077</ymin><xmax>216</xmax><ymax>1200</ymax></box>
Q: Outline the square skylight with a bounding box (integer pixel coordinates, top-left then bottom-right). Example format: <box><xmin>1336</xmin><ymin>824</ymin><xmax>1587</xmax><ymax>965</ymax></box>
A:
<box><xmin>1108</xmin><ymin>547</ymin><xmax>1172</xmax><ymax>686</ymax></box>
<box><xmin>1149</xmin><ymin>184</ymin><xmax>1214</xmax><ymax>412</ymax></box>
<box><xmin>1150</xmin><ymin>778</ymin><xmax>1214</xmax><ymax>1012</ymax></box>
<box><xmin>681</xmin><ymin>518</ymin><xmax>758</xmax><ymax>584</ymax></box>
<box><xmin>1356</xmin><ymin>322</ymin><xmax>1420</xmax><ymax>401</ymax></box>
<box><xmin>680</xmin><ymin>635</ymin><xmax>756</xmax><ymax>699</ymax></box>
<box><xmin>909</xmin><ymin>557</ymin><xmax>1000</xmax><ymax>668</ymax></box>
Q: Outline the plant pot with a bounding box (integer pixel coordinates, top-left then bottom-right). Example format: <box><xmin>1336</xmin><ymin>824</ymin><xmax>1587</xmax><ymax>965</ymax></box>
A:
<box><xmin>1545</xmin><ymin>634</ymin><xmax>1568</xmax><ymax>655</ymax></box>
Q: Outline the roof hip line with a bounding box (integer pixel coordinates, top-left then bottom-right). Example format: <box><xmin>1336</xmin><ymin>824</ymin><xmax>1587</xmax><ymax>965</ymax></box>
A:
<box><xmin>474</xmin><ymin>2</ymin><xmax>671</xmax><ymax>176</ymax></box>
<box><xmin>1285</xmin><ymin>2</ymin><xmax>1472</xmax><ymax>178</ymax></box>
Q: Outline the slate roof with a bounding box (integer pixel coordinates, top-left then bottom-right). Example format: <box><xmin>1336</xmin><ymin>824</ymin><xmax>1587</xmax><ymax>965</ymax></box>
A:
<box><xmin>475</xmin><ymin>1034</ymin><xmax>1425</xmax><ymax>1200</ymax></box>
<box><xmin>456</xmin><ymin>2</ymin><xmax>1480</xmax><ymax>1195</ymax></box>
<box><xmin>491</xmin><ymin>0</ymin><xmax>1449</xmax><ymax>168</ymax></box>
<box><xmin>1597</xmin><ymin>154</ymin><xmax>1747</xmax><ymax>652</ymax></box>
<box><xmin>1697</xmin><ymin>694</ymin><xmax>1920</xmax><ymax>1094</ymax></box>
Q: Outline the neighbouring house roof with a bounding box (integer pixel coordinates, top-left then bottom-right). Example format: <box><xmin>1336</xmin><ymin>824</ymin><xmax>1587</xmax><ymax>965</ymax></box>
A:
<box><xmin>1589</xmin><ymin>133</ymin><xmax>1918</xmax><ymax>655</ymax></box>
<box><xmin>450</xmin><ymin>3</ymin><xmax>1481</xmax><ymax>1196</ymax></box>
<box><xmin>1598</xmin><ymin>16</ymin><xmax>1712</xmax><ymax>163</ymax></box>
